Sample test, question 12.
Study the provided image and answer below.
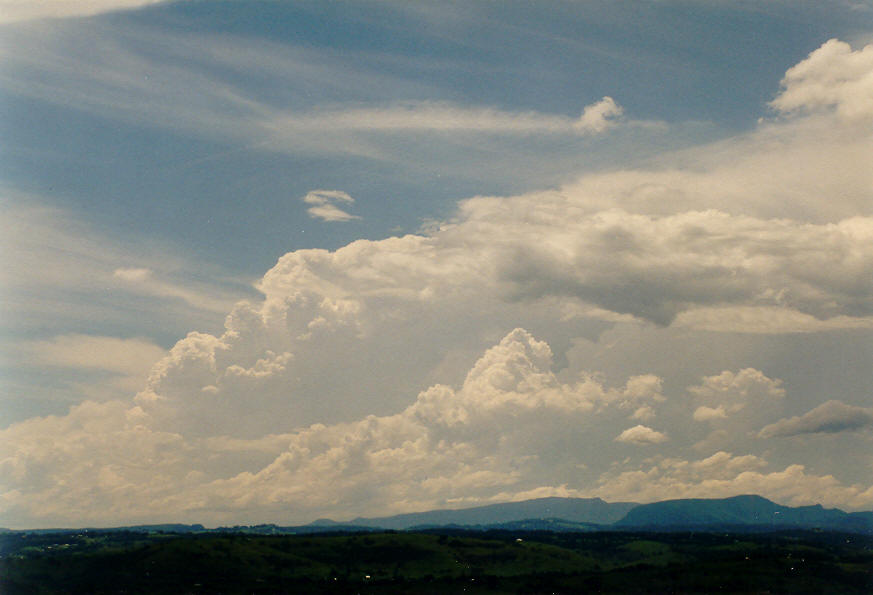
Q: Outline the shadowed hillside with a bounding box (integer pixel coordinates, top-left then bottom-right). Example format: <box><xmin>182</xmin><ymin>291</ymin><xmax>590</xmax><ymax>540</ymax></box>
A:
<box><xmin>2</xmin><ymin>529</ymin><xmax>872</xmax><ymax>593</ymax></box>
<box><xmin>616</xmin><ymin>495</ymin><xmax>873</xmax><ymax>533</ymax></box>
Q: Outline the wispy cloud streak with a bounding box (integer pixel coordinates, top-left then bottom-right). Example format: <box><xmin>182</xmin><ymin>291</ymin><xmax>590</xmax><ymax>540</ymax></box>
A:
<box><xmin>0</xmin><ymin>0</ymin><xmax>171</xmax><ymax>24</ymax></box>
<box><xmin>302</xmin><ymin>190</ymin><xmax>360</xmax><ymax>222</ymax></box>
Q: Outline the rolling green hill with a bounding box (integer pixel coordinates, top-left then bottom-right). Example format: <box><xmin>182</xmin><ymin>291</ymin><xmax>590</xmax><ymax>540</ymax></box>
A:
<box><xmin>2</xmin><ymin>529</ymin><xmax>871</xmax><ymax>593</ymax></box>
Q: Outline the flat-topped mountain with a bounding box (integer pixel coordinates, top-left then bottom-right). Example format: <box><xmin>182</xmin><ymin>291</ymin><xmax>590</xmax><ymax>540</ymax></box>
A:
<box><xmin>615</xmin><ymin>494</ymin><xmax>873</xmax><ymax>532</ymax></box>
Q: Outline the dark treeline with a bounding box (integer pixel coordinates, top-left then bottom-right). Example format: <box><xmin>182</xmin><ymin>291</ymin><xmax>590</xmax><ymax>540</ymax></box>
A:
<box><xmin>2</xmin><ymin>529</ymin><xmax>872</xmax><ymax>593</ymax></box>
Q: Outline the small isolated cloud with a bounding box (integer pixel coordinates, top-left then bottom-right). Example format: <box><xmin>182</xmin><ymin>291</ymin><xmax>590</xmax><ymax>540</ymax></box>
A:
<box><xmin>113</xmin><ymin>267</ymin><xmax>152</xmax><ymax>282</ymax></box>
<box><xmin>615</xmin><ymin>425</ymin><xmax>668</xmax><ymax>445</ymax></box>
<box><xmin>758</xmin><ymin>400</ymin><xmax>873</xmax><ymax>438</ymax></box>
<box><xmin>689</xmin><ymin>368</ymin><xmax>785</xmax><ymax>402</ymax></box>
<box><xmin>574</xmin><ymin>96</ymin><xmax>624</xmax><ymax>134</ymax></box>
<box><xmin>302</xmin><ymin>189</ymin><xmax>360</xmax><ymax>222</ymax></box>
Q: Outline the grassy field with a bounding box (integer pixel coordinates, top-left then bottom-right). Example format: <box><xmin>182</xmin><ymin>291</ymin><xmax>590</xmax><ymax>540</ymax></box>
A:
<box><xmin>2</xmin><ymin>528</ymin><xmax>871</xmax><ymax>593</ymax></box>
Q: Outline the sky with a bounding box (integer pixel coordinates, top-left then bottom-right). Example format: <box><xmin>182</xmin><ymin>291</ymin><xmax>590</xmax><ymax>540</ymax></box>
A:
<box><xmin>1</xmin><ymin>0</ymin><xmax>873</xmax><ymax>529</ymax></box>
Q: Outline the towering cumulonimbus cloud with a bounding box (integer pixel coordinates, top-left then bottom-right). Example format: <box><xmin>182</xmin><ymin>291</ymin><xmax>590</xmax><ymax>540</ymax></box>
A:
<box><xmin>2</xmin><ymin>39</ymin><xmax>873</xmax><ymax>528</ymax></box>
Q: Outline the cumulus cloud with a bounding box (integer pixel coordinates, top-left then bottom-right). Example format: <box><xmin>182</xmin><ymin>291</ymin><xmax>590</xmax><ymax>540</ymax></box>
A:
<box><xmin>0</xmin><ymin>399</ymin><xmax>198</xmax><ymax>526</ymax></box>
<box><xmin>3</xmin><ymin>325</ymin><xmax>872</xmax><ymax>526</ymax></box>
<box><xmin>490</xmin><ymin>208</ymin><xmax>873</xmax><ymax>325</ymax></box>
<box><xmin>590</xmin><ymin>452</ymin><xmax>873</xmax><ymax>510</ymax></box>
<box><xmin>689</xmin><ymin>368</ymin><xmax>785</xmax><ymax>403</ymax></box>
<box><xmin>692</xmin><ymin>406</ymin><xmax>727</xmax><ymax>422</ymax></box>
<box><xmin>683</xmin><ymin>368</ymin><xmax>789</xmax><ymax>452</ymax></box>
<box><xmin>302</xmin><ymin>189</ymin><xmax>360</xmax><ymax>222</ymax></box>
<box><xmin>771</xmin><ymin>39</ymin><xmax>873</xmax><ymax>122</ymax></box>
<box><xmin>0</xmin><ymin>329</ymin><xmax>668</xmax><ymax>526</ymax></box>
<box><xmin>575</xmin><ymin>96</ymin><xmax>624</xmax><ymax>133</ymax></box>
<box><xmin>758</xmin><ymin>400</ymin><xmax>873</xmax><ymax>438</ymax></box>
<box><xmin>219</xmin><ymin>192</ymin><xmax>873</xmax><ymax>335</ymax></box>
<box><xmin>686</xmin><ymin>368</ymin><xmax>786</xmax><ymax>449</ymax></box>
<box><xmin>615</xmin><ymin>425</ymin><xmax>668</xmax><ymax>445</ymax></box>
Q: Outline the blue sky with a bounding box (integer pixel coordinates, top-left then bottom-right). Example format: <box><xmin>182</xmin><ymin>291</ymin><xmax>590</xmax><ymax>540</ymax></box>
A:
<box><xmin>2</xmin><ymin>1</ymin><xmax>873</xmax><ymax>528</ymax></box>
<box><xmin>5</xmin><ymin>1</ymin><xmax>867</xmax><ymax>274</ymax></box>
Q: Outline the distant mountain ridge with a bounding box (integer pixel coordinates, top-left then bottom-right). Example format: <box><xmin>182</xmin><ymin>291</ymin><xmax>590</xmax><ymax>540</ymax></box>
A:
<box><xmin>615</xmin><ymin>494</ymin><xmax>873</xmax><ymax>533</ymax></box>
<box><xmin>9</xmin><ymin>495</ymin><xmax>873</xmax><ymax>535</ymax></box>
<box><xmin>343</xmin><ymin>497</ymin><xmax>638</xmax><ymax>530</ymax></box>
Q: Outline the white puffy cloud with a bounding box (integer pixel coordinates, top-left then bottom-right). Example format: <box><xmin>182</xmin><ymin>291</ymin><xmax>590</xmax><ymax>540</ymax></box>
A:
<box><xmin>615</xmin><ymin>425</ymin><xmax>668</xmax><ymax>445</ymax></box>
<box><xmin>686</xmin><ymin>368</ymin><xmax>787</xmax><ymax>451</ymax></box>
<box><xmin>3</xmin><ymin>326</ymin><xmax>873</xmax><ymax>526</ymax></box>
<box><xmin>688</xmin><ymin>368</ymin><xmax>785</xmax><ymax>403</ymax></box>
<box><xmin>692</xmin><ymin>406</ymin><xmax>727</xmax><ymax>422</ymax></box>
<box><xmin>0</xmin><ymin>329</ymin><xmax>668</xmax><ymax>526</ymax></box>
<box><xmin>301</xmin><ymin>189</ymin><xmax>360</xmax><ymax>222</ymax></box>
<box><xmin>575</xmin><ymin>96</ymin><xmax>624</xmax><ymax>133</ymax></box>
<box><xmin>758</xmin><ymin>400</ymin><xmax>873</xmax><ymax>438</ymax></box>
<box><xmin>590</xmin><ymin>452</ymin><xmax>873</xmax><ymax>510</ymax></box>
<box><xmin>771</xmin><ymin>39</ymin><xmax>873</xmax><ymax>122</ymax></box>
<box><xmin>194</xmin><ymin>329</ymin><xmax>661</xmax><ymax>519</ymax></box>
<box><xmin>0</xmin><ymin>400</ymin><xmax>192</xmax><ymax>525</ymax></box>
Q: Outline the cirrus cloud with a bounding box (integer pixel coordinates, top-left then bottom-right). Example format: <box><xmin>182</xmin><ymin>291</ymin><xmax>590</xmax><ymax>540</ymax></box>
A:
<box><xmin>0</xmin><ymin>0</ymin><xmax>171</xmax><ymax>24</ymax></box>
